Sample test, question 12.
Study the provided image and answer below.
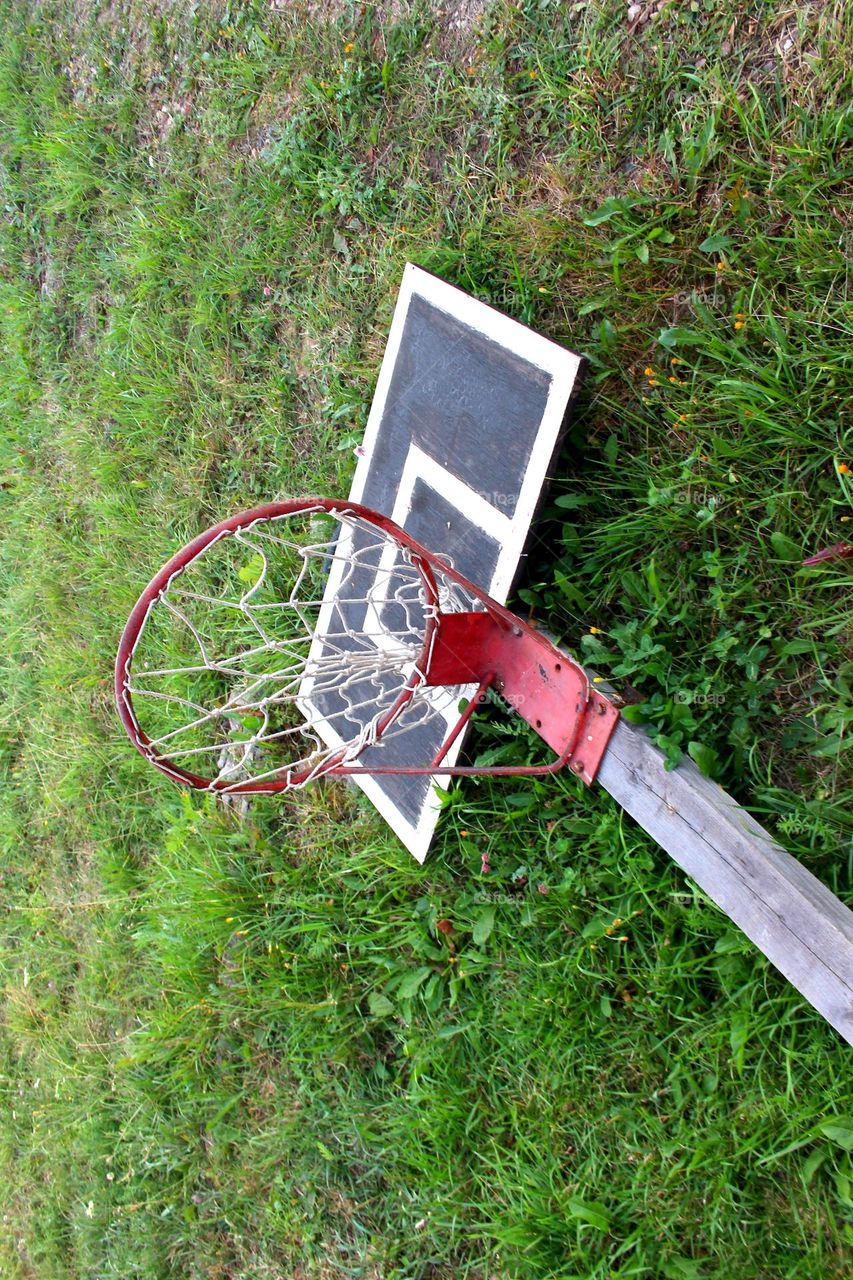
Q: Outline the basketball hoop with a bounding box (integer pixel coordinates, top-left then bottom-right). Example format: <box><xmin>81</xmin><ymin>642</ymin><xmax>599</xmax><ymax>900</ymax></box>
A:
<box><xmin>115</xmin><ymin>499</ymin><xmax>619</xmax><ymax>794</ymax></box>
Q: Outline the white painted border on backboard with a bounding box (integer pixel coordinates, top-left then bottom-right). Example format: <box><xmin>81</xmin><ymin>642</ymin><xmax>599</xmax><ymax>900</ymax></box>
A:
<box><xmin>350</xmin><ymin>264</ymin><xmax>582</xmax><ymax>604</ymax></box>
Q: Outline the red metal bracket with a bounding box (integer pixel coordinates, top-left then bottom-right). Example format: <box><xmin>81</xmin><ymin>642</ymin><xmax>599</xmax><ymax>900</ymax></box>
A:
<box><xmin>425</xmin><ymin>612</ymin><xmax>619</xmax><ymax>785</ymax></box>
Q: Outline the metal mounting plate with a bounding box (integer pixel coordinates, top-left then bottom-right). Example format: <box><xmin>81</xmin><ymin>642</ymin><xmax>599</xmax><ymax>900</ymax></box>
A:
<box><xmin>425</xmin><ymin>612</ymin><xmax>619</xmax><ymax>784</ymax></box>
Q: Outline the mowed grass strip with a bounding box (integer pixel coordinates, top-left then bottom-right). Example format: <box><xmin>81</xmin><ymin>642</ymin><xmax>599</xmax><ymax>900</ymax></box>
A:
<box><xmin>0</xmin><ymin>2</ymin><xmax>851</xmax><ymax>1277</ymax></box>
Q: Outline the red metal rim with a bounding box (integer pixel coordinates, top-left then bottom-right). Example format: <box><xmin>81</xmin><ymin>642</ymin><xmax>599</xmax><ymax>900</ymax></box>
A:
<box><xmin>115</xmin><ymin>497</ymin><xmax>453</xmax><ymax>791</ymax></box>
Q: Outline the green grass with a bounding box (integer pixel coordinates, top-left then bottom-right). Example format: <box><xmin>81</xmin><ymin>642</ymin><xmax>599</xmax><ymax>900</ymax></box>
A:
<box><xmin>1</xmin><ymin>1</ymin><xmax>851</xmax><ymax>1276</ymax></box>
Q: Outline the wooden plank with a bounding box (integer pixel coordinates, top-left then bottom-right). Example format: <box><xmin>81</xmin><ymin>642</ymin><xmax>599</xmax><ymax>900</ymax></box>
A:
<box><xmin>594</xmin><ymin>714</ymin><xmax>853</xmax><ymax>1045</ymax></box>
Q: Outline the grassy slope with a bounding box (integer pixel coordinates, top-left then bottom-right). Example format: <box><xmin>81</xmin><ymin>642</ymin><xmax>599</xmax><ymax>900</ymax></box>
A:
<box><xmin>0</xmin><ymin>1</ymin><xmax>851</xmax><ymax>1277</ymax></box>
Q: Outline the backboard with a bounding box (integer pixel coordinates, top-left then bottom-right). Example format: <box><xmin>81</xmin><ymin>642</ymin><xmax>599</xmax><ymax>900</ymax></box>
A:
<box><xmin>303</xmin><ymin>264</ymin><xmax>583</xmax><ymax>860</ymax></box>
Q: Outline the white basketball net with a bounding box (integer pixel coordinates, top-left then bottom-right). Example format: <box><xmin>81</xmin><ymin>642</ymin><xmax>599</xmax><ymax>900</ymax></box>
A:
<box><xmin>121</xmin><ymin>508</ymin><xmax>480</xmax><ymax>791</ymax></box>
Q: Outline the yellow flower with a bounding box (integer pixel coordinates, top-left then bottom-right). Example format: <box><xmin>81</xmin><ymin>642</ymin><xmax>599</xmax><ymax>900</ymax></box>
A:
<box><xmin>670</xmin><ymin>357</ymin><xmax>680</xmax><ymax>366</ymax></box>
<box><xmin>648</xmin><ymin>378</ymin><xmax>659</xmax><ymax>386</ymax></box>
<box><xmin>839</xmin><ymin>462</ymin><xmax>850</xmax><ymax>474</ymax></box>
<box><xmin>668</xmin><ymin>375</ymin><xmax>681</xmax><ymax>384</ymax></box>
<box><xmin>716</xmin><ymin>260</ymin><xmax>726</xmax><ymax>271</ymax></box>
<box><xmin>343</xmin><ymin>41</ymin><xmax>355</xmax><ymax>53</ymax></box>
<box><xmin>734</xmin><ymin>321</ymin><xmax>744</xmax><ymax>330</ymax></box>
<box><xmin>644</xmin><ymin>366</ymin><xmax>654</xmax><ymax>376</ymax></box>
<box><xmin>589</xmin><ymin>626</ymin><xmax>600</xmax><ymax>634</ymax></box>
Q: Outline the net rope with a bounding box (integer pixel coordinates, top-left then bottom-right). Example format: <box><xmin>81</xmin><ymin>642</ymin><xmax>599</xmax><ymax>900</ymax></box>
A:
<box><xmin>123</xmin><ymin>510</ymin><xmax>481</xmax><ymax>790</ymax></box>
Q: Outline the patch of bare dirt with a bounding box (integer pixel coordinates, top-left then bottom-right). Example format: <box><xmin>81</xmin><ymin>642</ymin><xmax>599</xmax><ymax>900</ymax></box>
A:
<box><xmin>437</xmin><ymin>0</ymin><xmax>488</xmax><ymax>44</ymax></box>
<box><xmin>233</xmin><ymin>88</ymin><xmax>300</xmax><ymax>158</ymax></box>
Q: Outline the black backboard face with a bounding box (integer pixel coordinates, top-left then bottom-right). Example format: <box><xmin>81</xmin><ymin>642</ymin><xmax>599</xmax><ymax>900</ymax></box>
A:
<box><xmin>306</xmin><ymin>266</ymin><xmax>583</xmax><ymax>860</ymax></box>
